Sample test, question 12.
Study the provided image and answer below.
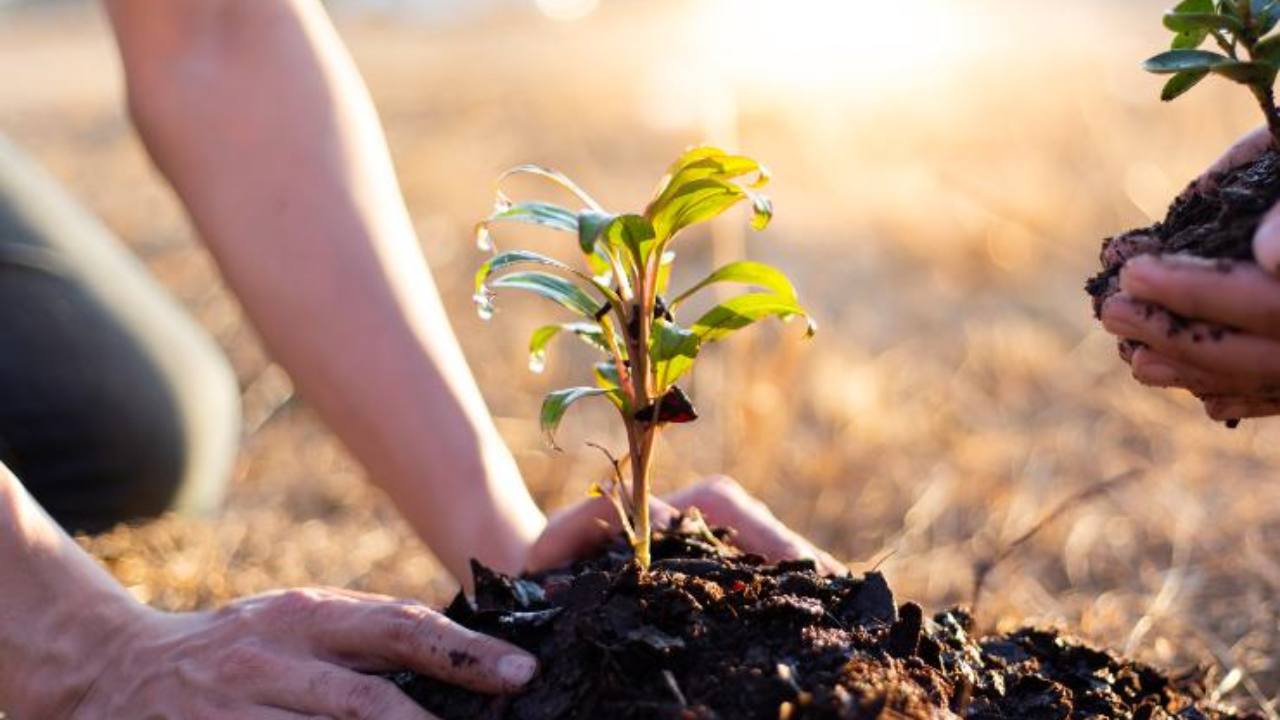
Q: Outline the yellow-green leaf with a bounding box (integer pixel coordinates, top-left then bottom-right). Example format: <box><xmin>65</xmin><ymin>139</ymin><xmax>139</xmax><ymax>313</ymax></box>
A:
<box><xmin>670</xmin><ymin>260</ymin><xmax>798</xmax><ymax>309</ymax></box>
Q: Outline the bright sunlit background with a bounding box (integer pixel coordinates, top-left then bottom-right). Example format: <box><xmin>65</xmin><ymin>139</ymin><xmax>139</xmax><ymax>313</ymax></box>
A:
<box><xmin>4</xmin><ymin>0</ymin><xmax>1280</xmax><ymax>713</ymax></box>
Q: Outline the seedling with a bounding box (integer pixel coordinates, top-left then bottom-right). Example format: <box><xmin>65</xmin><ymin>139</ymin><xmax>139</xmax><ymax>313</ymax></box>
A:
<box><xmin>473</xmin><ymin>147</ymin><xmax>814</xmax><ymax>569</ymax></box>
<box><xmin>1145</xmin><ymin>0</ymin><xmax>1280</xmax><ymax>144</ymax></box>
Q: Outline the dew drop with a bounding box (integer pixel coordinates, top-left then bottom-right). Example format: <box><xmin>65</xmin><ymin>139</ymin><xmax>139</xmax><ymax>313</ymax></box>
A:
<box><xmin>493</xmin><ymin>193</ymin><xmax>513</xmax><ymax>213</ymax></box>
<box><xmin>528</xmin><ymin>350</ymin><xmax>547</xmax><ymax>374</ymax></box>
<box><xmin>476</xmin><ymin>226</ymin><xmax>495</xmax><ymax>253</ymax></box>
<box><xmin>473</xmin><ymin>290</ymin><xmax>495</xmax><ymax>320</ymax></box>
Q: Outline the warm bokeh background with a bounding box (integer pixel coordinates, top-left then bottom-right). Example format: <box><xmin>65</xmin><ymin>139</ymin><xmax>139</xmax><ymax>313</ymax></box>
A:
<box><xmin>4</xmin><ymin>0</ymin><xmax>1280</xmax><ymax>713</ymax></box>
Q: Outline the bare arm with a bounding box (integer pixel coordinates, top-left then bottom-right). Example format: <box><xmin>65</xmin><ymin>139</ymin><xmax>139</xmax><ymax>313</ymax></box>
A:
<box><xmin>0</xmin><ymin>465</ymin><xmax>537</xmax><ymax>717</ymax></box>
<box><xmin>102</xmin><ymin>0</ymin><xmax>545</xmax><ymax>580</ymax></box>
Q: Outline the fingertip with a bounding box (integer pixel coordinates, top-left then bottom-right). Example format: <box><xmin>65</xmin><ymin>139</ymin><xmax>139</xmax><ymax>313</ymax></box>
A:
<box><xmin>1255</xmin><ymin>217</ymin><xmax>1280</xmax><ymax>276</ymax></box>
<box><xmin>496</xmin><ymin>652</ymin><xmax>538</xmax><ymax>690</ymax></box>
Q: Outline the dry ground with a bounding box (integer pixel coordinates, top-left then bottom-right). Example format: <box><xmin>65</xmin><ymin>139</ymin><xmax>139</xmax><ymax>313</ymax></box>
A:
<box><xmin>4</xmin><ymin>0</ymin><xmax>1280</xmax><ymax>713</ymax></box>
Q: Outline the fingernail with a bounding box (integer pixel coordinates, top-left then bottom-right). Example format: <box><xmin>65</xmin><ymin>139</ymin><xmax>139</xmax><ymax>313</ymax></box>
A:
<box><xmin>498</xmin><ymin>653</ymin><xmax>537</xmax><ymax>686</ymax></box>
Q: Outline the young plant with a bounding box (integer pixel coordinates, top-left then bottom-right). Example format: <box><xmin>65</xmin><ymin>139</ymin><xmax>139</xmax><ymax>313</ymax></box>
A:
<box><xmin>1145</xmin><ymin>0</ymin><xmax>1280</xmax><ymax>144</ymax></box>
<box><xmin>473</xmin><ymin>147</ymin><xmax>814</xmax><ymax>569</ymax></box>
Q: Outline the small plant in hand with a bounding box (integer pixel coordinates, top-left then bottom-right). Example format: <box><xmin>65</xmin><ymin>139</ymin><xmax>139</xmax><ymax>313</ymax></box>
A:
<box><xmin>1144</xmin><ymin>0</ymin><xmax>1280</xmax><ymax>140</ymax></box>
<box><xmin>472</xmin><ymin>146</ymin><xmax>813</xmax><ymax>569</ymax></box>
<box><xmin>387</xmin><ymin>149</ymin><xmax>1257</xmax><ymax>719</ymax></box>
<box><xmin>1087</xmin><ymin>0</ymin><xmax>1280</xmax><ymax>425</ymax></box>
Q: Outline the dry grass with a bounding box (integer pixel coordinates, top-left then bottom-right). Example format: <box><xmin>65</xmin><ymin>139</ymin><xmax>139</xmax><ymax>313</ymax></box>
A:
<box><xmin>4</xmin><ymin>0</ymin><xmax>1280</xmax><ymax>712</ymax></box>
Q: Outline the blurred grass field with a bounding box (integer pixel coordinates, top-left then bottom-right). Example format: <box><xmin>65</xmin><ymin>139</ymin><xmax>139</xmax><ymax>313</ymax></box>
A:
<box><xmin>5</xmin><ymin>0</ymin><xmax>1280</xmax><ymax>712</ymax></box>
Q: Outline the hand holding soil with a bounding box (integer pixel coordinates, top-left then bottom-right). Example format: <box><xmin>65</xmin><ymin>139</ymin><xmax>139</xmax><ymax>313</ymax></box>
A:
<box><xmin>525</xmin><ymin>476</ymin><xmax>844</xmax><ymax>576</ymax></box>
<box><xmin>64</xmin><ymin>588</ymin><xmax>536</xmax><ymax>719</ymax></box>
<box><xmin>1094</xmin><ymin>126</ymin><xmax>1280</xmax><ymax>422</ymax></box>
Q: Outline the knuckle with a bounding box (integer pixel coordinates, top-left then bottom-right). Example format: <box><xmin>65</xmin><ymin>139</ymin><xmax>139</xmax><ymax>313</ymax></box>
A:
<box><xmin>337</xmin><ymin>678</ymin><xmax>393</xmax><ymax>719</ymax></box>
<box><xmin>387</xmin><ymin>605</ymin><xmax>446</xmax><ymax>660</ymax></box>
<box><xmin>268</xmin><ymin>588</ymin><xmax>324</xmax><ymax>623</ymax></box>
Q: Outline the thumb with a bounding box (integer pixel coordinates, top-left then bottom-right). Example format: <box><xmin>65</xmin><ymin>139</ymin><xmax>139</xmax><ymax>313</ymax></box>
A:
<box><xmin>1255</xmin><ymin>203</ymin><xmax>1280</xmax><ymax>275</ymax></box>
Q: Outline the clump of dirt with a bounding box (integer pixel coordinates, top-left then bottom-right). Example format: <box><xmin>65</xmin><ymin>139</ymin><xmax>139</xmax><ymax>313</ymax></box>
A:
<box><xmin>392</xmin><ymin>517</ymin><xmax>1255</xmax><ymax>719</ymax></box>
<box><xmin>1086</xmin><ymin>149</ymin><xmax>1280</xmax><ymax>316</ymax></box>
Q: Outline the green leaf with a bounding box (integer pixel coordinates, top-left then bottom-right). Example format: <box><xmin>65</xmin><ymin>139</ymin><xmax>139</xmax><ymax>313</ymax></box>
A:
<box><xmin>649</xmin><ymin>319</ymin><xmax>699</xmax><ymax>362</ymax></box>
<box><xmin>475</xmin><ymin>250</ymin><xmax>576</xmax><ymax>295</ymax></box>
<box><xmin>649</xmin><ymin>320</ymin><xmax>701</xmax><ymax>391</ymax></box>
<box><xmin>1174</xmin><ymin>0</ymin><xmax>1215</xmax><ymax>11</ymax></box>
<box><xmin>577</xmin><ymin>210</ymin><xmax>615</xmax><ymax>255</ymax></box>
<box><xmin>594</xmin><ymin>361</ymin><xmax>622</xmax><ymax>389</ymax></box>
<box><xmin>1171</xmin><ymin>28</ymin><xmax>1209</xmax><ymax>50</ymax></box>
<box><xmin>1211</xmin><ymin>59</ymin><xmax>1278</xmax><ymax>83</ymax></box>
<box><xmin>1161</xmin><ymin>69</ymin><xmax>1211</xmax><ymax>100</ymax></box>
<box><xmin>527</xmin><ymin>322</ymin><xmax>611</xmax><ymax>373</ymax></box>
<box><xmin>690</xmin><ymin>292</ymin><xmax>817</xmax><ymax>344</ymax></box>
<box><xmin>484</xmin><ymin>201</ymin><xmax>579</xmax><ymax>234</ymax></box>
<box><xmin>647</xmin><ymin>147</ymin><xmax>770</xmax><ymax>216</ymax></box>
<box><xmin>594</xmin><ymin>361</ymin><xmax>629</xmax><ymax>411</ymax></box>
<box><xmin>1255</xmin><ymin>0</ymin><xmax>1280</xmax><ymax>33</ymax></box>
<box><xmin>497</xmin><ymin>164</ymin><xmax>605</xmax><ymax>212</ymax></box>
<box><xmin>1163</xmin><ymin>11</ymin><xmax>1244</xmax><ymax>33</ymax></box>
<box><xmin>540</xmin><ymin>387</ymin><xmax>608</xmax><ymax>449</ymax></box>
<box><xmin>670</xmin><ymin>260</ymin><xmax>799</xmax><ymax>308</ymax></box>
<box><xmin>1143</xmin><ymin>49</ymin><xmax>1230</xmax><ymax>73</ymax></box>
<box><xmin>656</xmin><ymin>251</ymin><xmax>676</xmax><ymax>296</ymax></box>
<box><xmin>648</xmin><ymin>178</ymin><xmax>747</xmax><ymax>243</ymax></box>
<box><xmin>1254</xmin><ymin>33</ymin><xmax>1280</xmax><ymax>62</ymax></box>
<box><xmin>658</xmin><ymin>293</ymin><xmax>817</xmax><ymax>387</ymax></box>
<box><xmin>603</xmin><ymin>214</ymin><xmax>657</xmax><ymax>268</ymax></box>
<box><xmin>475</xmin><ymin>250</ymin><xmax>621</xmax><ymax>309</ymax></box>
<box><xmin>489</xmin><ymin>271</ymin><xmax>603</xmax><ymax>318</ymax></box>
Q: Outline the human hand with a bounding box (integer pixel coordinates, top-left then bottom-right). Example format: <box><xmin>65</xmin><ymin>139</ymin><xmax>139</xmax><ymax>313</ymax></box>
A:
<box><xmin>1099</xmin><ymin>126</ymin><xmax>1280</xmax><ymax>422</ymax></box>
<box><xmin>524</xmin><ymin>475</ymin><xmax>845</xmax><ymax>576</ymax></box>
<box><xmin>55</xmin><ymin>588</ymin><xmax>536</xmax><ymax>719</ymax></box>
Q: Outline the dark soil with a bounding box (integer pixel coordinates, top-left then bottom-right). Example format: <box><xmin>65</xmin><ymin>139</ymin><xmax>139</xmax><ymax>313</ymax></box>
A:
<box><xmin>392</xmin><ymin>517</ymin><xmax>1256</xmax><ymax>719</ymax></box>
<box><xmin>1085</xmin><ymin>149</ymin><xmax>1280</xmax><ymax>316</ymax></box>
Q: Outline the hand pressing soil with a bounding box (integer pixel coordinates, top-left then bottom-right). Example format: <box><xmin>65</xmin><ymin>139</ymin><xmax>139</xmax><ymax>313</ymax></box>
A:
<box><xmin>391</xmin><ymin>516</ymin><xmax>1256</xmax><ymax>719</ymax></box>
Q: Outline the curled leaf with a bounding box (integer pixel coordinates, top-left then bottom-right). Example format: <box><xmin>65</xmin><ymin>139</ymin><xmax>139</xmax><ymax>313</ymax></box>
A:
<box><xmin>483</xmin><ymin>201</ymin><xmax>579</xmax><ymax>234</ymax></box>
<box><xmin>527</xmin><ymin>322</ymin><xmax>612</xmax><ymax>373</ymax></box>
<box><xmin>691</xmin><ymin>292</ymin><xmax>817</xmax><ymax>344</ymax></box>
<box><xmin>670</xmin><ymin>260</ymin><xmax>799</xmax><ymax>308</ymax></box>
<box><xmin>540</xmin><ymin>387</ymin><xmax>609</xmax><ymax>449</ymax></box>
<box><xmin>497</xmin><ymin>164</ymin><xmax>605</xmax><ymax>212</ymax></box>
<box><xmin>490</xmin><ymin>271</ymin><xmax>604</xmax><ymax>318</ymax></box>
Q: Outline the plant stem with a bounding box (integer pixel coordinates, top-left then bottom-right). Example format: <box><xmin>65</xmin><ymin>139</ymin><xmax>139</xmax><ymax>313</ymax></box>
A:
<box><xmin>1251</xmin><ymin>84</ymin><xmax>1280</xmax><ymax>148</ymax></box>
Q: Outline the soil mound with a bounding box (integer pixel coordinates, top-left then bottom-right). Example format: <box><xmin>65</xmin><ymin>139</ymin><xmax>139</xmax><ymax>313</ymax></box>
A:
<box><xmin>393</xmin><ymin>518</ymin><xmax>1254</xmax><ymax>719</ymax></box>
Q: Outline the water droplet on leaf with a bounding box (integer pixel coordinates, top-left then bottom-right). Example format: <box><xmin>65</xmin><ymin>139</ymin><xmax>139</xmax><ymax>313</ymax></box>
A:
<box><xmin>473</xmin><ymin>290</ymin><xmax>495</xmax><ymax>320</ymax></box>
<box><xmin>476</xmin><ymin>226</ymin><xmax>495</xmax><ymax>253</ymax></box>
<box><xmin>528</xmin><ymin>350</ymin><xmax>547</xmax><ymax>374</ymax></box>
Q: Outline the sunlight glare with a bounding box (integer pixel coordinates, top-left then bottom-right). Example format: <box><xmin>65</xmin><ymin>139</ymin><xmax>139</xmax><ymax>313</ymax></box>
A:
<box><xmin>689</xmin><ymin>0</ymin><xmax>979</xmax><ymax>97</ymax></box>
<box><xmin>535</xmin><ymin>0</ymin><xmax>599</xmax><ymax>22</ymax></box>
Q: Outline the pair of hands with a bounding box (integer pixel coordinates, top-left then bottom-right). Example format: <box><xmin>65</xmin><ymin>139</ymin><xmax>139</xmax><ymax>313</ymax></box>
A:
<box><xmin>1101</xmin><ymin>126</ymin><xmax>1280</xmax><ymax>422</ymax></box>
<box><xmin>52</xmin><ymin>477</ymin><xmax>835</xmax><ymax>720</ymax></box>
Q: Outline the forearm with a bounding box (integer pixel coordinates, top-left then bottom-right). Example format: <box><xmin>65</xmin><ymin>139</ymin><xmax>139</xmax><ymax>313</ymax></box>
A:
<box><xmin>0</xmin><ymin>466</ymin><xmax>141</xmax><ymax>715</ymax></box>
<box><xmin>102</xmin><ymin>0</ymin><xmax>544</xmax><ymax>580</ymax></box>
